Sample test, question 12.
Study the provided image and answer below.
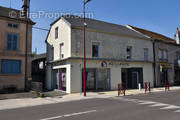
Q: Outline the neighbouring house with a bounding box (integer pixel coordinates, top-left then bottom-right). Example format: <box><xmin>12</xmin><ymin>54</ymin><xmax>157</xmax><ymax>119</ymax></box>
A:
<box><xmin>46</xmin><ymin>15</ymin><xmax>154</xmax><ymax>93</ymax></box>
<box><xmin>127</xmin><ymin>25</ymin><xmax>180</xmax><ymax>87</ymax></box>
<box><xmin>0</xmin><ymin>6</ymin><xmax>35</xmax><ymax>92</ymax></box>
<box><xmin>32</xmin><ymin>53</ymin><xmax>46</xmax><ymax>91</ymax></box>
<box><xmin>174</xmin><ymin>28</ymin><xmax>180</xmax><ymax>85</ymax></box>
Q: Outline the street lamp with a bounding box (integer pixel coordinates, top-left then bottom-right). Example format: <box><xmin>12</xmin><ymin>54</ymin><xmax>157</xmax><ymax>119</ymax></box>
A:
<box><xmin>83</xmin><ymin>0</ymin><xmax>92</xmax><ymax>96</ymax></box>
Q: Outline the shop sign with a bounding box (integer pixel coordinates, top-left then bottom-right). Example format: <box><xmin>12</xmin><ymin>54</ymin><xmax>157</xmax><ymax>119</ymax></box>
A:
<box><xmin>101</xmin><ymin>61</ymin><xmax>107</xmax><ymax>68</ymax></box>
<box><xmin>101</xmin><ymin>61</ymin><xmax>130</xmax><ymax>67</ymax></box>
<box><xmin>159</xmin><ymin>63</ymin><xmax>172</xmax><ymax>69</ymax></box>
<box><xmin>108</xmin><ymin>62</ymin><xmax>130</xmax><ymax>67</ymax></box>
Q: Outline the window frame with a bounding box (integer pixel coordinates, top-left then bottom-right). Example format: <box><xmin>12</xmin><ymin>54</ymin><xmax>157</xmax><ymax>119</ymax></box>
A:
<box><xmin>127</xmin><ymin>46</ymin><xmax>132</xmax><ymax>60</ymax></box>
<box><xmin>60</xmin><ymin>43</ymin><xmax>64</xmax><ymax>59</ymax></box>
<box><xmin>1</xmin><ymin>59</ymin><xmax>21</xmax><ymax>74</ymax></box>
<box><xmin>8</xmin><ymin>23</ymin><xmax>19</xmax><ymax>29</ymax></box>
<box><xmin>92</xmin><ymin>42</ymin><xmax>100</xmax><ymax>58</ymax></box>
<box><xmin>6</xmin><ymin>33</ymin><xmax>19</xmax><ymax>51</ymax></box>
<box><xmin>144</xmin><ymin>48</ymin><xmax>149</xmax><ymax>61</ymax></box>
<box><xmin>158</xmin><ymin>48</ymin><xmax>168</xmax><ymax>61</ymax></box>
<box><xmin>55</xmin><ymin>27</ymin><xmax>59</xmax><ymax>39</ymax></box>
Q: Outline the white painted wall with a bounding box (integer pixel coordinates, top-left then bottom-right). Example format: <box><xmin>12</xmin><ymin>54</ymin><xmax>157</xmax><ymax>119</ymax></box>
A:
<box><xmin>47</xmin><ymin>17</ymin><xmax>71</xmax><ymax>61</ymax></box>
<box><xmin>53</xmin><ymin>64</ymin><xmax>71</xmax><ymax>93</ymax></box>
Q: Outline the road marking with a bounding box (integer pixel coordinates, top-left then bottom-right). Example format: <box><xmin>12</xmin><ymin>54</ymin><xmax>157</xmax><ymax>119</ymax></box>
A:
<box><xmin>149</xmin><ymin>103</ymin><xmax>169</xmax><ymax>107</ymax></box>
<box><xmin>115</xmin><ymin>97</ymin><xmax>180</xmax><ymax>113</ymax></box>
<box><xmin>138</xmin><ymin>101</ymin><xmax>157</xmax><ymax>105</ymax></box>
<box><xmin>174</xmin><ymin>110</ymin><xmax>180</xmax><ymax>112</ymax></box>
<box><xmin>160</xmin><ymin>105</ymin><xmax>180</xmax><ymax>110</ymax></box>
<box><xmin>40</xmin><ymin>110</ymin><xmax>97</xmax><ymax>120</ymax></box>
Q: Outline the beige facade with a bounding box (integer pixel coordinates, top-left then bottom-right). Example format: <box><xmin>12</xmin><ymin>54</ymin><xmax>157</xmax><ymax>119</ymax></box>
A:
<box><xmin>0</xmin><ymin>7</ymin><xmax>34</xmax><ymax>91</ymax></box>
<box><xmin>127</xmin><ymin>25</ymin><xmax>180</xmax><ymax>87</ymax></box>
<box><xmin>154</xmin><ymin>41</ymin><xmax>180</xmax><ymax>86</ymax></box>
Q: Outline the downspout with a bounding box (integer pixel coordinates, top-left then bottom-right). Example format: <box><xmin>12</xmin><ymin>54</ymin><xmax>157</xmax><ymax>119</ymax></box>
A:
<box><xmin>152</xmin><ymin>39</ymin><xmax>157</xmax><ymax>87</ymax></box>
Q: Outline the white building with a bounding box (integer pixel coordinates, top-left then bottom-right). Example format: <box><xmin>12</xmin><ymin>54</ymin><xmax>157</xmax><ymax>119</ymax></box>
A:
<box><xmin>45</xmin><ymin>15</ymin><xmax>154</xmax><ymax>93</ymax></box>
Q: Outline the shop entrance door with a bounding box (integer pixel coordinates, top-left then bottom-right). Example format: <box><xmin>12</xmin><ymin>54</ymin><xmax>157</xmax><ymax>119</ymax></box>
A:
<box><xmin>82</xmin><ymin>69</ymin><xmax>96</xmax><ymax>91</ymax></box>
<box><xmin>97</xmin><ymin>68</ymin><xmax>111</xmax><ymax>91</ymax></box>
<box><xmin>161</xmin><ymin>69</ymin><xmax>168</xmax><ymax>85</ymax></box>
<box><xmin>122</xmin><ymin>68</ymin><xmax>143</xmax><ymax>89</ymax></box>
<box><xmin>132</xmin><ymin>72</ymin><xmax>139</xmax><ymax>89</ymax></box>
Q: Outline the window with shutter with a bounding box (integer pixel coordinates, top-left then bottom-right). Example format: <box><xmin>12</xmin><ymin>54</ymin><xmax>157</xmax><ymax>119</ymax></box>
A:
<box><xmin>6</xmin><ymin>33</ymin><xmax>18</xmax><ymax>50</ymax></box>
<box><xmin>1</xmin><ymin>60</ymin><xmax>21</xmax><ymax>74</ymax></box>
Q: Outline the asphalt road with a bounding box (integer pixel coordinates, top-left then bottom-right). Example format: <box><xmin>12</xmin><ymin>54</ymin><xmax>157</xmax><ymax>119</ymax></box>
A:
<box><xmin>0</xmin><ymin>90</ymin><xmax>180</xmax><ymax>120</ymax></box>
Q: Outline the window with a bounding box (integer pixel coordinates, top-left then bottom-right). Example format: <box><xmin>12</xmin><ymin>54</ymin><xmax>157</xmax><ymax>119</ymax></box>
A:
<box><xmin>55</xmin><ymin>27</ymin><xmax>59</xmax><ymax>39</ymax></box>
<box><xmin>127</xmin><ymin>46</ymin><xmax>132</xmax><ymax>60</ymax></box>
<box><xmin>163</xmin><ymin>50</ymin><xmax>168</xmax><ymax>60</ymax></box>
<box><xmin>158</xmin><ymin>49</ymin><xmax>163</xmax><ymax>60</ymax></box>
<box><xmin>8</xmin><ymin>23</ymin><xmax>13</xmax><ymax>28</ymax></box>
<box><xmin>6</xmin><ymin>33</ymin><xmax>18</xmax><ymax>50</ymax></box>
<box><xmin>92</xmin><ymin>42</ymin><xmax>99</xmax><ymax>57</ymax></box>
<box><xmin>176</xmin><ymin>52</ymin><xmax>180</xmax><ymax>60</ymax></box>
<box><xmin>60</xmin><ymin>43</ymin><xmax>64</xmax><ymax>59</ymax></box>
<box><xmin>144</xmin><ymin>48</ymin><xmax>148</xmax><ymax>61</ymax></box>
<box><xmin>158</xmin><ymin>49</ymin><xmax>168</xmax><ymax>61</ymax></box>
<box><xmin>1</xmin><ymin>60</ymin><xmax>21</xmax><ymax>74</ymax></box>
<box><xmin>8</xmin><ymin>23</ymin><xmax>19</xmax><ymax>29</ymax></box>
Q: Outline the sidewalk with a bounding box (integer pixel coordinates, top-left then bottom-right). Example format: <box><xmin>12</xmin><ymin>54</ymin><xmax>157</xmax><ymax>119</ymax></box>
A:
<box><xmin>0</xmin><ymin>86</ymin><xmax>180</xmax><ymax>111</ymax></box>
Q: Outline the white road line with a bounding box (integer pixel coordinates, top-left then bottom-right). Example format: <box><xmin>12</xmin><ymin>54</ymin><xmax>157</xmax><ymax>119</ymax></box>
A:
<box><xmin>149</xmin><ymin>103</ymin><xmax>169</xmax><ymax>107</ymax></box>
<box><xmin>160</xmin><ymin>105</ymin><xmax>180</xmax><ymax>110</ymax></box>
<box><xmin>116</xmin><ymin>98</ymin><xmax>180</xmax><ymax>112</ymax></box>
<box><xmin>40</xmin><ymin>110</ymin><xmax>97</xmax><ymax>120</ymax></box>
<box><xmin>174</xmin><ymin>110</ymin><xmax>180</xmax><ymax>112</ymax></box>
<box><xmin>138</xmin><ymin>101</ymin><xmax>157</xmax><ymax>105</ymax></box>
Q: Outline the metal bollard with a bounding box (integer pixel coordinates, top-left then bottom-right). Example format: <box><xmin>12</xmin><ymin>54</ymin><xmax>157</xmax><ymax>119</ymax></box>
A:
<box><xmin>165</xmin><ymin>83</ymin><xmax>170</xmax><ymax>92</ymax></box>
<box><xmin>118</xmin><ymin>84</ymin><xmax>121</xmax><ymax>96</ymax></box>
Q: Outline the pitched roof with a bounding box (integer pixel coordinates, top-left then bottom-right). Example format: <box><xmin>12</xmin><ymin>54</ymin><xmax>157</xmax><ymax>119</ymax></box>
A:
<box><xmin>127</xmin><ymin>25</ymin><xmax>176</xmax><ymax>43</ymax></box>
<box><xmin>32</xmin><ymin>53</ymin><xmax>46</xmax><ymax>61</ymax></box>
<box><xmin>0</xmin><ymin>6</ymin><xmax>35</xmax><ymax>25</ymax></box>
<box><xmin>50</xmin><ymin>15</ymin><xmax>149</xmax><ymax>39</ymax></box>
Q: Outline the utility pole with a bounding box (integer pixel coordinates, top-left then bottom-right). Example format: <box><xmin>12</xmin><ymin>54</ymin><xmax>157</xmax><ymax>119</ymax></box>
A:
<box><xmin>22</xmin><ymin>0</ymin><xmax>30</xmax><ymax>91</ymax></box>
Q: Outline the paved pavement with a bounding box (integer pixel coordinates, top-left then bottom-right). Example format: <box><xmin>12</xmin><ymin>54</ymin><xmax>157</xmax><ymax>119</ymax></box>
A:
<box><xmin>0</xmin><ymin>90</ymin><xmax>180</xmax><ymax>120</ymax></box>
<box><xmin>0</xmin><ymin>86</ymin><xmax>180</xmax><ymax>111</ymax></box>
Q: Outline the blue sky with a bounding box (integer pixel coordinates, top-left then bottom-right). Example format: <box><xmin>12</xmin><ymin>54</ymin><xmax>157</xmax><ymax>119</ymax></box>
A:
<box><xmin>0</xmin><ymin>0</ymin><xmax>180</xmax><ymax>54</ymax></box>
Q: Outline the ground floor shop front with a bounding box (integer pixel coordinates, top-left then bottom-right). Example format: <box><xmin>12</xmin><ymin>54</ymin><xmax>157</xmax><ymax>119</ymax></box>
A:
<box><xmin>155</xmin><ymin>63</ymin><xmax>175</xmax><ymax>87</ymax></box>
<box><xmin>46</xmin><ymin>59</ymin><xmax>154</xmax><ymax>93</ymax></box>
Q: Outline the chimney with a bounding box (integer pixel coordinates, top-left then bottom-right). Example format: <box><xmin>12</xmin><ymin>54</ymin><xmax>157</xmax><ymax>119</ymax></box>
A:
<box><xmin>175</xmin><ymin>28</ymin><xmax>180</xmax><ymax>44</ymax></box>
<box><xmin>21</xmin><ymin>0</ymin><xmax>30</xmax><ymax>17</ymax></box>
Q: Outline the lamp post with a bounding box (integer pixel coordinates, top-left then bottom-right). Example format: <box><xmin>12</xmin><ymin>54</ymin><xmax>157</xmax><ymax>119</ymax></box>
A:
<box><xmin>83</xmin><ymin>0</ymin><xmax>91</xmax><ymax>96</ymax></box>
